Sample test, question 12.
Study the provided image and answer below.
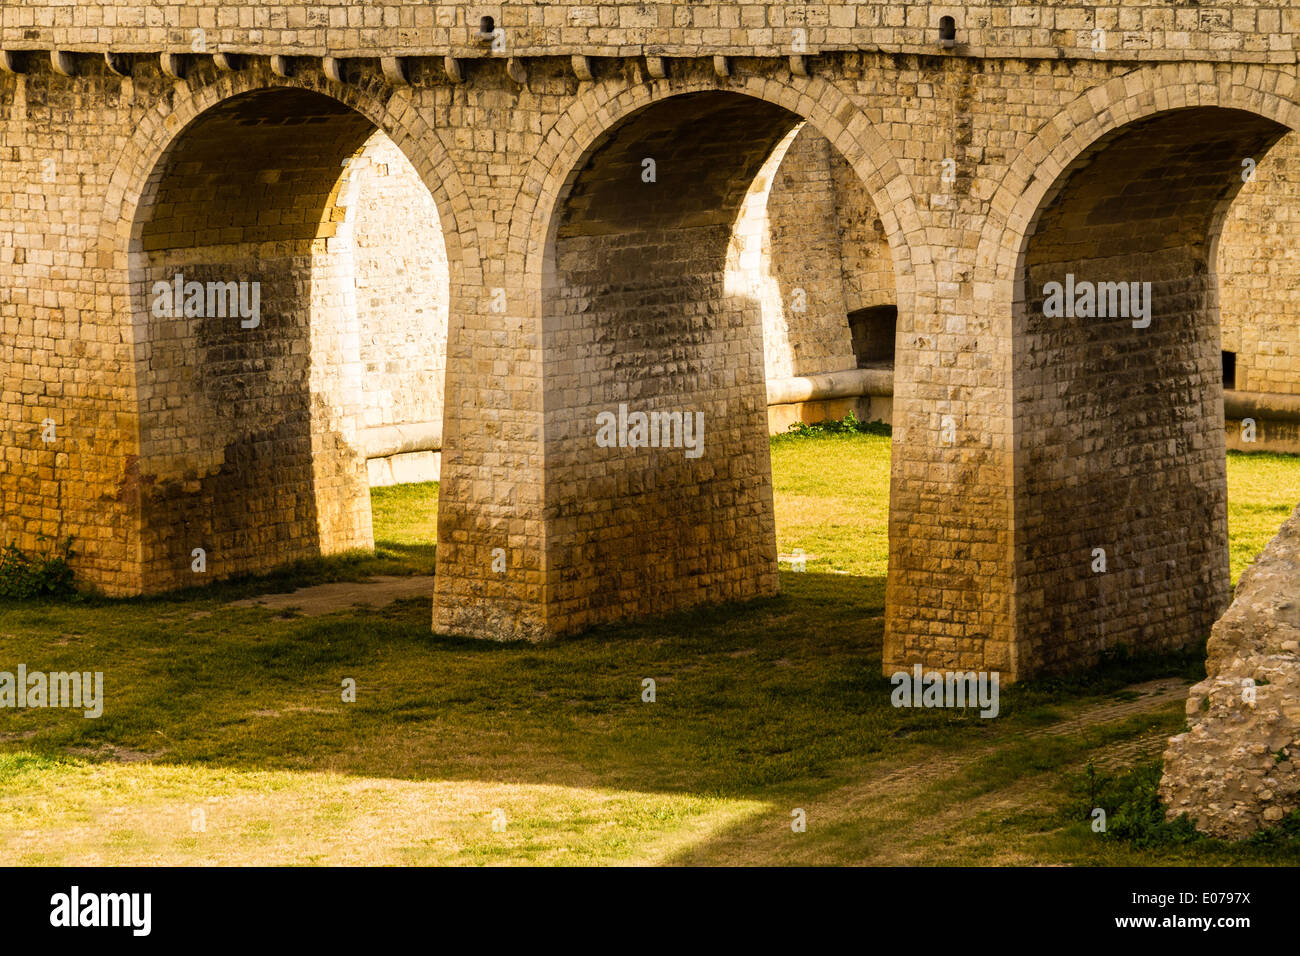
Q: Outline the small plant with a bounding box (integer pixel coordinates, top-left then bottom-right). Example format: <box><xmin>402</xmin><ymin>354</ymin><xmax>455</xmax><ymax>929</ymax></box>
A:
<box><xmin>1062</xmin><ymin>761</ymin><xmax>1202</xmax><ymax>848</ymax></box>
<box><xmin>0</xmin><ymin>534</ymin><xmax>76</xmax><ymax>599</ymax></box>
<box><xmin>779</xmin><ymin>411</ymin><xmax>891</xmax><ymax>439</ymax></box>
<box><xmin>1084</xmin><ymin>760</ymin><xmax>1100</xmax><ymax>810</ymax></box>
<box><xmin>1245</xmin><ymin>809</ymin><xmax>1300</xmax><ymax>847</ymax></box>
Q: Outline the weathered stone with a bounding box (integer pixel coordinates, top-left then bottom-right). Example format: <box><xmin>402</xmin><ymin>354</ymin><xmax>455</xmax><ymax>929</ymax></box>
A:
<box><xmin>0</xmin><ymin>3</ymin><xmax>1299</xmax><ymax>687</ymax></box>
<box><xmin>1160</xmin><ymin>504</ymin><xmax>1300</xmax><ymax>838</ymax></box>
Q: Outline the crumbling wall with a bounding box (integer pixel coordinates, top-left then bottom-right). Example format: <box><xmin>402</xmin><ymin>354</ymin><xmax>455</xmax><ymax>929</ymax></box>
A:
<box><xmin>1160</xmin><ymin>504</ymin><xmax>1300</xmax><ymax>838</ymax></box>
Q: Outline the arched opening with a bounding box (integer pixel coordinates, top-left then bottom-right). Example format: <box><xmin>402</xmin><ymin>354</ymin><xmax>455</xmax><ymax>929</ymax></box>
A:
<box><xmin>347</xmin><ymin>131</ymin><xmax>449</xmax><ymax>488</ymax></box>
<box><xmin>1216</xmin><ymin>130</ymin><xmax>1300</xmax><ymax>448</ymax></box>
<box><xmin>1212</xmin><ymin>127</ymin><xmax>1300</xmax><ymax>576</ymax></box>
<box><xmin>729</xmin><ymin>122</ymin><xmax>898</xmax><ymax>430</ymax></box>
<box><xmin>848</xmin><ymin>306</ymin><xmax>899</xmax><ymax>369</ymax></box>
<box><xmin>540</xmin><ymin>89</ymin><xmax>900</xmax><ymax>633</ymax></box>
<box><xmin>1013</xmin><ymin>105</ymin><xmax>1289</xmax><ymax>674</ymax></box>
<box><xmin>129</xmin><ymin>87</ymin><xmax>449</xmax><ymax>589</ymax></box>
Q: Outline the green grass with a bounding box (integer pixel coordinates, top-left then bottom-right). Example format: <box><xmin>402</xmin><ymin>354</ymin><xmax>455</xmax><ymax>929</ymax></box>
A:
<box><xmin>1047</xmin><ymin>760</ymin><xmax>1300</xmax><ymax>864</ymax></box>
<box><xmin>369</xmin><ymin>480</ymin><xmax>440</xmax><ymax>552</ymax></box>
<box><xmin>1227</xmin><ymin>451</ymin><xmax>1300</xmax><ymax>584</ymax></box>
<box><xmin>771</xmin><ymin>428</ymin><xmax>891</xmax><ymax>579</ymax></box>
<box><xmin>1</xmin><ymin>436</ymin><xmax>1298</xmax><ymax>865</ymax></box>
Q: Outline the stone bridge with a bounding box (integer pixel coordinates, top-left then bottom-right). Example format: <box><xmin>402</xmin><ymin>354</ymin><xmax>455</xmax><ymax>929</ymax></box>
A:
<box><xmin>4</xmin><ymin>1</ymin><xmax>1300</xmax><ymax>681</ymax></box>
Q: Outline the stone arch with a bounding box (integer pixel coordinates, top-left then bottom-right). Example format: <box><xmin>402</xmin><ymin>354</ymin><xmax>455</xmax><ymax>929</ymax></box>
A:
<box><xmin>101</xmin><ymin>65</ymin><xmax>474</xmax><ymax>590</ymax></box>
<box><xmin>347</xmin><ymin>128</ymin><xmax>451</xmax><ymax>488</ymax></box>
<box><xmin>504</xmin><ymin>65</ymin><xmax>924</xmax><ymax>636</ymax></box>
<box><xmin>980</xmin><ymin>62</ymin><xmax>1300</xmax><ymax>306</ymax></box>
<box><xmin>512</xmin><ymin>66</ymin><xmax>926</xmax><ymax>320</ymax></box>
<box><xmin>99</xmin><ymin>67</ymin><xmax>476</xmax><ymax>286</ymax></box>
<box><xmin>984</xmin><ymin>63</ymin><xmax>1300</xmax><ymax>676</ymax></box>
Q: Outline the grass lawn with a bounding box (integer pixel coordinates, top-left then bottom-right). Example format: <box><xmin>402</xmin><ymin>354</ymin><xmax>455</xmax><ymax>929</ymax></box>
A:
<box><xmin>1226</xmin><ymin>451</ymin><xmax>1300</xmax><ymax>585</ymax></box>
<box><xmin>1</xmin><ymin>433</ymin><xmax>1298</xmax><ymax>865</ymax></box>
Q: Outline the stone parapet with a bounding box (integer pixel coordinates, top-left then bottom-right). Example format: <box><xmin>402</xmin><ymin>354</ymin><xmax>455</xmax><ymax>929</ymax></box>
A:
<box><xmin>2</xmin><ymin>2</ymin><xmax>1298</xmax><ymax>64</ymax></box>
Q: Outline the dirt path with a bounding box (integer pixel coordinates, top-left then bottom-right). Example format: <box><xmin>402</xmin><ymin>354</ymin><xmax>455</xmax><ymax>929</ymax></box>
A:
<box><xmin>228</xmin><ymin>575</ymin><xmax>435</xmax><ymax>615</ymax></box>
<box><xmin>854</xmin><ymin>678</ymin><xmax>1187</xmax><ymax>795</ymax></box>
<box><xmin>671</xmin><ymin>677</ymin><xmax>1192</xmax><ymax>865</ymax></box>
<box><xmin>1024</xmin><ymin>678</ymin><xmax>1188</xmax><ymax>738</ymax></box>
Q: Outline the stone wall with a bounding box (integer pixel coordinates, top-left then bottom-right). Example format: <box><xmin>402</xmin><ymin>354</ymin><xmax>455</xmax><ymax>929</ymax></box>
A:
<box><xmin>738</xmin><ymin>122</ymin><xmax>896</xmax><ymax>393</ymax></box>
<box><xmin>351</xmin><ymin>130</ymin><xmax>447</xmax><ymax>434</ymax></box>
<box><xmin>831</xmin><ymin>146</ymin><xmax>895</xmax><ymax>318</ymax></box>
<box><xmin>539</xmin><ymin>91</ymin><xmax>786</xmax><ymax>634</ymax></box>
<box><xmin>764</xmin><ymin>125</ymin><xmax>898</xmax><ymax>377</ymax></box>
<box><xmin>1160</xmin><ymin>503</ymin><xmax>1300</xmax><ymax>838</ymax></box>
<box><xmin>1218</xmin><ymin>130</ymin><xmax>1300</xmax><ymax>398</ymax></box>
<box><xmin>0</xmin><ymin>62</ymin><xmax>147</xmax><ymax>594</ymax></box>
<box><xmin>761</xmin><ymin>126</ymin><xmax>854</xmax><ymax>377</ymax></box>
<box><xmin>4</xmin><ymin>1</ymin><xmax>1299</xmax><ymax>63</ymax></box>
<box><xmin>349</xmin><ymin>128</ymin><xmax>447</xmax><ymax>487</ymax></box>
<box><xmin>754</xmin><ymin>119</ymin><xmax>897</xmax><ymax>430</ymax></box>
<box><xmin>6</xmin><ymin>35</ymin><xmax>1300</xmax><ymax>675</ymax></box>
<box><xmin>132</xmin><ymin>87</ymin><xmax>376</xmax><ymax>588</ymax></box>
<box><xmin>1011</xmin><ymin>108</ymin><xmax>1286</xmax><ymax>675</ymax></box>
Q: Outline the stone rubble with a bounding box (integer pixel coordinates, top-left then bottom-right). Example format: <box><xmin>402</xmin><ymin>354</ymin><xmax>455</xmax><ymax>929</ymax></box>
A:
<box><xmin>1160</xmin><ymin>503</ymin><xmax>1300</xmax><ymax>838</ymax></box>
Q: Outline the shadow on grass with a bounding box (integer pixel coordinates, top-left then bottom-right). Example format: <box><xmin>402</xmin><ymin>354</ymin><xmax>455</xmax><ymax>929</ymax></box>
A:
<box><xmin>6</xmin><ymin>438</ymin><xmax>1293</xmax><ymax>863</ymax></box>
<box><xmin>10</xmin><ymin>481</ymin><xmax>440</xmax><ymax>609</ymax></box>
<box><xmin>0</xmin><ymin>567</ymin><xmax>1204</xmax><ymax>806</ymax></box>
<box><xmin>16</xmin><ymin>539</ymin><xmax>439</xmax><ymax>611</ymax></box>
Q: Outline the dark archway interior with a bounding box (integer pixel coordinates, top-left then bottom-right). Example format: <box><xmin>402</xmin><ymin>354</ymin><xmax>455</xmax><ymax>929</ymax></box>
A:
<box><xmin>848</xmin><ymin>305</ymin><xmax>897</xmax><ymax>367</ymax></box>
<box><xmin>1015</xmin><ymin>106</ymin><xmax>1289</xmax><ymax>673</ymax></box>
<box><xmin>542</xmin><ymin>92</ymin><xmax>803</xmax><ymax>631</ymax></box>
<box><xmin>133</xmin><ymin>88</ymin><xmax>378</xmax><ymax>588</ymax></box>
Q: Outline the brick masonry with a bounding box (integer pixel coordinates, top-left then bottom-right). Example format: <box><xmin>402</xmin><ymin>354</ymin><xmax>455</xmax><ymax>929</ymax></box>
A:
<box><xmin>4</xmin><ymin>2</ymin><xmax>1300</xmax><ymax>62</ymax></box>
<box><xmin>1013</xmin><ymin>107</ymin><xmax>1286</xmax><ymax>676</ymax></box>
<box><xmin>3</xmin><ymin>5</ymin><xmax>1300</xmax><ymax>687</ymax></box>
<box><xmin>350</xmin><ymin>128</ymin><xmax>448</xmax><ymax>485</ymax></box>
<box><xmin>351</xmin><ymin>131</ymin><xmax>448</xmax><ymax>435</ymax></box>
<box><xmin>133</xmin><ymin>87</ymin><xmax>376</xmax><ymax>589</ymax></box>
<box><xmin>742</xmin><ymin>123</ymin><xmax>894</xmax><ymax>381</ymax></box>
<box><xmin>1218</xmin><ymin>130</ymin><xmax>1300</xmax><ymax>396</ymax></box>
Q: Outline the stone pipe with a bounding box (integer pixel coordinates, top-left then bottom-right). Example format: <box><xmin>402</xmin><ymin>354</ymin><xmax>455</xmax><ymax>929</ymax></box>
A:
<box><xmin>1224</xmin><ymin>389</ymin><xmax>1300</xmax><ymax>424</ymax></box>
<box><xmin>765</xmin><ymin>367</ymin><xmax>894</xmax><ymax>406</ymax></box>
<box><xmin>362</xmin><ymin>421</ymin><xmax>442</xmax><ymax>459</ymax></box>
